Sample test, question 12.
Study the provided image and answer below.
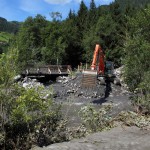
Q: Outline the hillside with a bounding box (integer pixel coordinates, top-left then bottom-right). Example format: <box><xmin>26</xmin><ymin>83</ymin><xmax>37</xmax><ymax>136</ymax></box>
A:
<box><xmin>115</xmin><ymin>0</ymin><xmax>150</xmax><ymax>10</ymax></box>
<box><xmin>0</xmin><ymin>32</ymin><xmax>13</xmax><ymax>42</ymax></box>
<box><xmin>0</xmin><ymin>17</ymin><xmax>20</xmax><ymax>34</ymax></box>
<box><xmin>0</xmin><ymin>32</ymin><xmax>13</xmax><ymax>53</ymax></box>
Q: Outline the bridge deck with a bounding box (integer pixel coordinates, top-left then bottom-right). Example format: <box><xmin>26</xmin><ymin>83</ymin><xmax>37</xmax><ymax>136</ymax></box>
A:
<box><xmin>21</xmin><ymin>65</ymin><xmax>71</xmax><ymax>78</ymax></box>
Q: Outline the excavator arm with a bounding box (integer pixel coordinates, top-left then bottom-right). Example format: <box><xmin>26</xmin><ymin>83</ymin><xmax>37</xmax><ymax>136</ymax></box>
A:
<box><xmin>91</xmin><ymin>44</ymin><xmax>105</xmax><ymax>75</ymax></box>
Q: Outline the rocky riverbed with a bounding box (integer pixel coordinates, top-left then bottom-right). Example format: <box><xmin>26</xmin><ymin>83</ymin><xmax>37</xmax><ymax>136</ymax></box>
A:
<box><xmin>18</xmin><ymin>71</ymin><xmax>149</xmax><ymax>150</ymax></box>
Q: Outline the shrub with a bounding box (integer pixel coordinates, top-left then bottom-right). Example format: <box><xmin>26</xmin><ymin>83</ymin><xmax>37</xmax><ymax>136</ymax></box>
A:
<box><xmin>79</xmin><ymin>105</ymin><xmax>114</xmax><ymax>132</ymax></box>
<box><xmin>0</xmin><ymin>84</ymin><xmax>69</xmax><ymax>149</ymax></box>
<box><xmin>0</xmin><ymin>51</ymin><xmax>68</xmax><ymax>149</ymax></box>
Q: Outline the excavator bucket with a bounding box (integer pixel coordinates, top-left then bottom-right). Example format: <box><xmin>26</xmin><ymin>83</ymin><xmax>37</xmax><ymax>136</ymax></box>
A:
<box><xmin>82</xmin><ymin>70</ymin><xmax>97</xmax><ymax>87</ymax></box>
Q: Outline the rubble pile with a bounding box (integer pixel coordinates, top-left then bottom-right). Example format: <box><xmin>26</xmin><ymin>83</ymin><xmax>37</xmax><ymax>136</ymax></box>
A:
<box><xmin>53</xmin><ymin>74</ymin><xmax>105</xmax><ymax>100</ymax></box>
<box><xmin>114</xmin><ymin>66</ymin><xmax>129</xmax><ymax>92</ymax></box>
<box><xmin>18</xmin><ymin>77</ymin><xmax>54</xmax><ymax>100</ymax></box>
<box><xmin>18</xmin><ymin>77</ymin><xmax>43</xmax><ymax>89</ymax></box>
<box><xmin>17</xmin><ymin>68</ymin><xmax>131</xmax><ymax>102</ymax></box>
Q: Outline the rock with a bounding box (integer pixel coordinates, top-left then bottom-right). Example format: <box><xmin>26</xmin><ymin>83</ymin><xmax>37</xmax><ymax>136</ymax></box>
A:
<box><xmin>67</xmin><ymin>89</ymin><xmax>75</xmax><ymax>94</ymax></box>
<box><xmin>20</xmin><ymin>77</ymin><xmax>43</xmax><ymax>89</ymax></box>
<box><xmin>14</xmin><ymin>75</ymin><xmax>22</xmax><ymax>82</ymax></box>
<box><xmin>113</xmin><ymin>78</ymin><xmax>121</xmax><ymax>85</ymax></box>
<box><xmin>33</xmin><ymin>126</ymin><xmax>150</xmax><ymax>150</ymax></box>
<box><xmin>98</xmin><ymin>77</ymin><xmax>105</xmax><ymax>85</ymax></box>
<box><xmin>22</xmin><ymin>82</ymin><xmax>29</xmax><ymax>88</ymax></box>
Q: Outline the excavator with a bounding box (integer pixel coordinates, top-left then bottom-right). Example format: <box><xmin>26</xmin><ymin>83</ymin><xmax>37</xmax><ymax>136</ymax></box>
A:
<box><xmin>82</xmin><ymin>44</ymin><xmax>118</xmax><ymax>87</ymax></box>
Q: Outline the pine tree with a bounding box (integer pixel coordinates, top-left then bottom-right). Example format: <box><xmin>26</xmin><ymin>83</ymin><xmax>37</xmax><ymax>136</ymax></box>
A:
<box><xmin>88</xmin><ymin>0</ymin><xmax>97</xmax><ymax>28</ymax></box>
<box><xmin>77</xmin><ymin>0</ymin><xmax>88</xmax><ymax>37</ymax></box>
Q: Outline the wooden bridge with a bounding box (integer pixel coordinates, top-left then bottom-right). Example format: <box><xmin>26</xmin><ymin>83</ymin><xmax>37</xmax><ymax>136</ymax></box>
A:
<box><xmin>21</xmin><ymin>65</ymin><xmax>72</xmax><ymax>80</ymax></box>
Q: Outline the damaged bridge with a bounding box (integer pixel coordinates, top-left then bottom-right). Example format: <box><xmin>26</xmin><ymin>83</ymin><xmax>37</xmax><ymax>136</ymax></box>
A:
<box><xmin>21</xmin><ymin>65</ymin><xmax>72</xmax><ymax>80</ymax></box>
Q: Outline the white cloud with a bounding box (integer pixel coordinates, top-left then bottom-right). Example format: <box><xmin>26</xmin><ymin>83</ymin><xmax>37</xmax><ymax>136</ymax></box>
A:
<box><xmin>44</xmin><ymin>0</ymin><xmax>71</xmax><ymax>4</ymax></box>
<box><xmin>20</xmin><ymin>0</ymin><xmax>43</xmax><ymax>14</ymax></box>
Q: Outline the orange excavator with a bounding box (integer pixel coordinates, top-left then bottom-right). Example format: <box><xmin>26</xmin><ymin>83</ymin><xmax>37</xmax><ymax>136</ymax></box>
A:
<box><xmin>82</xmin><ymin>44</ymin><xmax>116</xmax><ymax>87</ymax></box>
<box><xmin>91</xmin><ymin>44</ymin><xmax>105</xmax><ymax>75</ymax></box>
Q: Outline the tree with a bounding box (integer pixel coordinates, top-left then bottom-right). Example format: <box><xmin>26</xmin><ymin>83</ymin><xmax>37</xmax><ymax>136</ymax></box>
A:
<box><xmin>88</xmin><ymin>0</ymin><xmax>97</xmax><ymax>27</ymax></box>
<box><xmin>50</xmin><ymin>12</ymin><xmax>62</xmax><ymax>21</ymax></box>
<box><xmin>68</xmin><ymin>9</ymin><xmax>76</xmax><ymax>20</ymax></box>
<box><xmin>17</xmin><ymin>15</ymin><xmax>47</xmax><ymax>69</ymax></box>
<box><xmin>109</xmin><ymin>1</ymin><xmax>126</xmax><ymax>66</ymax></box>
<box><xmin>41</xmin><ymin>22</ymin><xmax>66</xmax><ymax>65</ymax></box>
<box><xmin>61</xmin><ymin>17</ymin><xmax>82</xmax><ymax>67</ymax></box>
<box><xmin>124</xmin><ymin>5</ymin><xmax>150</xmax><ymax>92</ymax></box>
<box><xmin>77</xmin><ymin>0</ymin><xmax>88</xmax><ymax>38</ymax></box>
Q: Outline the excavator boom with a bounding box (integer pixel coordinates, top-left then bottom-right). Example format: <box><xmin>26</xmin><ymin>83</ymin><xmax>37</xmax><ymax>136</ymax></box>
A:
<box><xmin>91</xmin><ymin>44</ymin><xmax>105</xmax><ymax>75</ymax></box>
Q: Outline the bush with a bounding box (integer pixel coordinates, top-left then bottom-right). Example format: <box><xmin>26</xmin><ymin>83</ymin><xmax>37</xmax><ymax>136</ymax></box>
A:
<box><xmin>79</xmin><ymin>105</ymin><xmax>114</xmax><ymax>132</ymax></box>
<box><xmin>0</xmin><ymin>84</ymin><xmax>69</xmax><ymax>149</ymax></box>
<box><xmin>123</xmin><ymin>6</ymin><xmax>150</xmax><ymax>113</ymax></box>
<box><xmin>0</xmin><ymin>51</ymin><xmax>68</xmax><ymax>149</ymax></box>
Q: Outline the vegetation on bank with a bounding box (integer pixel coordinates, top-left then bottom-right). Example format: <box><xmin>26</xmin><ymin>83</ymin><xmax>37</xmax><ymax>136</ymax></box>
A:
<box><xmin>0</xmin><ymin>0</ymin><xmax>150</xmax><ymax>149</ymax></box>
<box><xmin>0</xmin><ymin>50</ymin><xmax>69</xmax><ymax>149</ymax></box>
<box><xmin>0</xmin><ymin>17</ymin><xmax>20</xmax><ymax>34</ymax></box>
<box><xmin>0</xmin><ymin>32</ymin><xmax>14</xmax><ymax>54</ymax></box>
<box><xmin>0</xmin><ymin>32</ymin><xmax>13</xmax><ymax>42</ymax></box>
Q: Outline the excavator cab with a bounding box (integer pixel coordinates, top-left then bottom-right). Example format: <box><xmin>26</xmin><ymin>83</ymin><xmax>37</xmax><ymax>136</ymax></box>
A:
<box><xmin>105</xmin><ymin>61</ymin><xmax>115</xmax><ymax>78</ymax></box>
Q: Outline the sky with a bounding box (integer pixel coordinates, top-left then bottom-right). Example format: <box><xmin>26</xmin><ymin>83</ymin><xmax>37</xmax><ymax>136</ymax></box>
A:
<box><xmin>0</xmin><ymin>0</ymin><xmax>114</xmax><ymax>22</ymax></box>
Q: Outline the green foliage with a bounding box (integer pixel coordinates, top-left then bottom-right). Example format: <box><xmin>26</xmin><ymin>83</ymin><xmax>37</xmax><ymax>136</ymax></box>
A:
<box><xmin>0</xmin><ymin>32</ymin><xmax>13</xmax><ymax>42</ymax></box>
<box><xmin>11</xmin><ymin>86</ymin><xmax>51</xmax><ymax>123</ymax></box>
<box><xmin>62</xmin><ymin>18</ymin><xmax>83</xmax><ymax>67</ymax></box>
<box><xmin>17</xmin><ymin>15</ymin><xmax>48</xmax><ymax>69</ymax></box>
<box><xmin>124</xmin><ymin>6</ymin><xmax>150</xmax><ymax>91</ymax></box>
<box><xmin>0</xmin><ymin>81</ymin><xmax>69</xmax><ymax>149</ymax></box>
<box><xmin>116</xmin><ymin>0</ymin><xmax>150</xmax><ymax>10</ymax></box>
<box><xmin>79</xmin><ymin>105</ymin><xmax>114</xmax><ymax>132</ymax></box>
<box><xmin>0</xmin><ymin>48</ymin><xmax>17</xmax><ymax>86</ymax></box>
<box><xmin>77</xmin><ymin>0</ymin><xmax>88</xmax><ymax>33</ymax></box>
<box><xmin>42</xmin><ymin>22</ymin><xmax>67</xmax><ymax>64</ymax></box>
<box><xmin>0</xmin><ymin>49</ymin><xmax>68</xmax><ymax>149</ymax></box>
<box><xmin>0</xmin><ymin>32</ymin><xmax>14</xmax><ymax>54</ymax></box>
<box><xmin>11</xmin><ymin>0</ymin><xmax>150</xmax><ymax>70</ymax></box>
<box><xmin>124</xmin><ymin>37</ymin><xmax>150</xmax><ymax>91</ymax></box>
<box><xmin>0</xmin><ymin>17</ymin><xmax>20</xmax><ymax>34</ymax></box>
<box><xmin>123</xmin><ymin>5</ymin><xmax>150</xmax><ymax>112</ymax></box>
<box><xmin>50</xmin><ymin>12</ymin><xmax>62</xmax><ymax>21</ymax></box>
<box><xmin>82</xmin><ymin>13</ymin><xmax>117</xmax><ymax>63</ymax></box>
<box><xmin>82</xmin><ymin>26</ymin><xmax>99</xmax><ymax>63</ymax></box>
<box><xmin>117</xmin><ymin>111</ymin><xmax>150</xmax><ymax>128</ymax></box>
<box><xmin>88</xmin><ymin>0</ymin><xmax>97</xmax><ymax>28</ymax></box>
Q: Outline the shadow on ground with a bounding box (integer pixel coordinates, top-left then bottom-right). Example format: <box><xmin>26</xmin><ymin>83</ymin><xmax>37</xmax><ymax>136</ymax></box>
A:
<box><xmin>92</xmin><ymin>78</ymin><xmax>112</xmax><ymax>104</ymax></box>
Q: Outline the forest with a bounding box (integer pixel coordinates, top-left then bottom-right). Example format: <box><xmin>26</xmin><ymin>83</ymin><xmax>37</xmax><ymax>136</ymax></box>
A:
<box><xmin>12</xmin><ymin>0</ymin><xmax>150</xmax><ymax>91</ymax></box>
<box><xmin>0</xmin><ymin>0</ymin><xmax>150</xmax><ymax>149</ymax></box>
